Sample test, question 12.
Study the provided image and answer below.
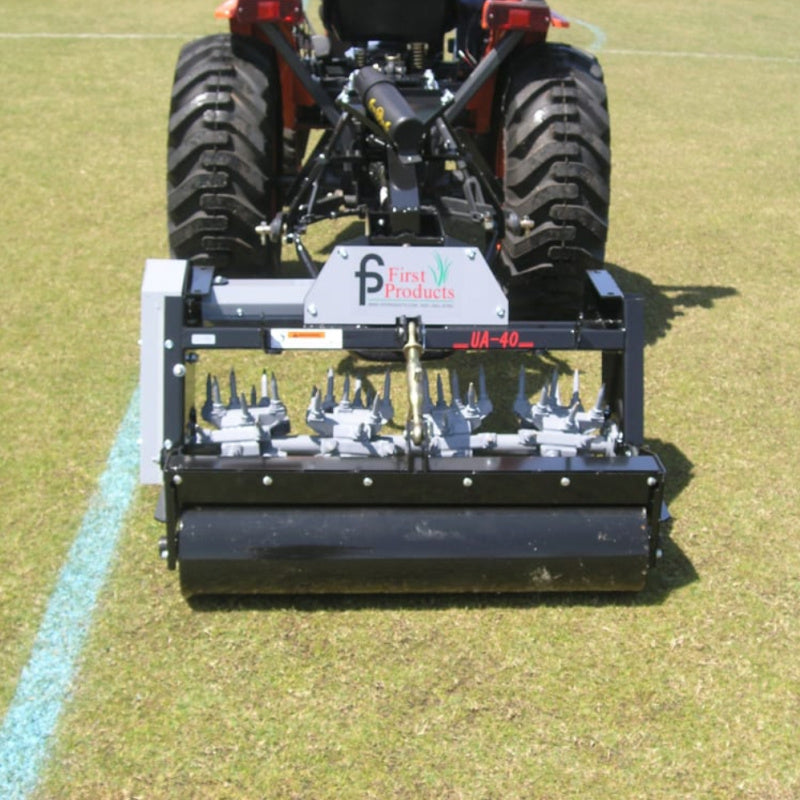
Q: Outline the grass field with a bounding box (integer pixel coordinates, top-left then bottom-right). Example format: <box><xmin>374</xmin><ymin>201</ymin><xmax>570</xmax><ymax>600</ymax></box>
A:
<box><xmin>1</xmin><ymin>1</ymin><xmax>799</xmax><ymax>797</ymax></box>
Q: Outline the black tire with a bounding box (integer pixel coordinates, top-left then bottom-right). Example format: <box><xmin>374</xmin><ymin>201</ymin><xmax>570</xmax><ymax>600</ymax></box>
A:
<box><xmin>499</xmin><ymin>43</ymin><xmax>610</xmax><ymax>318</ymax></box>
<box><xmin>167</xmin><ymin>34</ymin><xmax>280</xmax><ymax>276</ymax></box>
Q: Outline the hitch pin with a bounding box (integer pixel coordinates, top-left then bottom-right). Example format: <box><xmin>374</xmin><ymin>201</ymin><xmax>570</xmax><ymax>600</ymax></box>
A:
<box><xmin>255</xmin><ymin>220</ymin><xmax>270</xmax><ymax>246</ymax></box>
<box><xmin>403</xmin><ymin>320</ymin><xmax>425</xmax><ymax>446</ymax></box>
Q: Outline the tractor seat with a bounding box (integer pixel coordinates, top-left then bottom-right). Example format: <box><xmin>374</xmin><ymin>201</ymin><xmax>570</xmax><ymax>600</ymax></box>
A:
<box><xmin>321</xmin><ymin>0</ymin><xmax>457</xmax><ymax>46</ymax></box>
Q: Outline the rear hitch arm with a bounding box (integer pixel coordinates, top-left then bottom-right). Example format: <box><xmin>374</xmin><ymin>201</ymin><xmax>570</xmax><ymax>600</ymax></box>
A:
<box><xmin>403</xmin><ymin>319</ymin><xmax>426</xmax><ymax>446</ymax></box>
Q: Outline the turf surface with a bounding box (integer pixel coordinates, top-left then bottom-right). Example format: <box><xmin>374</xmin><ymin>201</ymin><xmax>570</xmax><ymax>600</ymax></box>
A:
<box><xmin>0</xmin><ymin>1</ymin><xmax>798</xmax><ymax>797</ymax></box>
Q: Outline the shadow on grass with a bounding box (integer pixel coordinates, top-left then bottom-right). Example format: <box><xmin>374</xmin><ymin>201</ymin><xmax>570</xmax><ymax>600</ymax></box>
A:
<box><xmin>606</xmin><ymin>262</ymin><xmax>738</xmax><ymax>346</ymax></box>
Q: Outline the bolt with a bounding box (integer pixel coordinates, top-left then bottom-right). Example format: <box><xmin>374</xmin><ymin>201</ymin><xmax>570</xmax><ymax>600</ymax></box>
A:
<box><xmin>465</xmin><ymin>248</ymin><xmax>476</xmax><ymax>260</ymax></box>
<box><xmin>163</xmin><ymin>439</ymin><xmax>173</xmax><ymax>450</ymax></box>
<box><xmin>338</xmin><ymin>247</ymin><xmax>348</xmax><ymax>259</ymax></box>
<box><xmin>262</xmin><ymin>475</ymin><xmax>273</xmax><ymax>487</ymax></box>
<box><xmin>463</xmin><ymin>477</ymin><xmax>473</xmax><ymax>488</ymax></box>
<box><xmin>172</xmin><ymin>474</ymin><xmax>183</xmax><ymax>486</ymax></box>
<box><xmin>560</xmin><ymin>476</ymin><xmax>571</xmax><ymax>487</ymax></box>
<box><xmin>496</xmin><ymin>306</ymin><xmax>506</xmax><ymax>318</ymax></box>
<box><xmin>363</xmin><ymin>476</ymin><xmax>373</xmax><ymax>487</ymax></box>
<box><xmin>164</xmin><ymin>339</ymin><xmax>174</xmax><ymax>350</ymax></box>
<box><xmin>172</xmin><ymin>364</ymin><xmax>186</xmax><ymax>378</ymax></box>
<box><xmin>307</xmin><ymin>304</ymin><xmax>318</xmax><ymax>317</ymax></box>
<box><xmin>655</xmin><ymin>548</ymin><xmax>664</xmax><ymax>560</ymax></box>
<box><xmin>647</xmin><ymin>476</ymin><xmax>658</xmax><ymax>487</ymax></box>
<box><xmin>236</xmin><ymin>307</ymin><xmax>244</xmax><ymax>318</ymax></box>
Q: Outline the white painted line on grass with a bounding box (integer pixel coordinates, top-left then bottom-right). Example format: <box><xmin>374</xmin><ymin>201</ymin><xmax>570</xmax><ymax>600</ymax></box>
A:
<box><xmin>0</xmin><ymin>389</ymin><xmax>140</xmax><ymax>800</ymax></box>
<box><xmin>604</xmin><ymin>47</ymin><xmax>800</xmax><ymax>64</ymax></box>
<box><xmin>1</xmin><ymin>31</ymin><xmax>797</xmax><ymax>64</ymax></box>
<box><xmin>568</xmin><ymin>18</ymin><xmax>607</xmax><ymax>51</ymax></box>
<box><xmin>0</xmin><ymin>32</ymin><xmax>190</xmax><ymax>39</ymax></box>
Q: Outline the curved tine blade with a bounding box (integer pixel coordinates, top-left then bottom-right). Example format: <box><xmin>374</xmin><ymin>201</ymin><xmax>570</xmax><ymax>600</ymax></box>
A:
<box><xmin>228</xmin><ymin>369</ymin><xmax>240</xmax><ymax>408</ymax></box>
<box><xmin>307</xmin><ymin>386</ymin><xmax>324</xmax><ymax>418</ymax></box>
<box><xmin>422</xmin><ymin>369</ymin><xmax>433</xmax><ymax>412</ymax></box>
<box><xmin>353</xmin><ymin>377</ymin><xmax>364</xmax><ymax>408</ymax></box>
<box><xmin>513</xmin><ymin>367</ymin><xmax>532</xmax><ymax>419</ymax></box>
<box><xmin>323</xmin><ymin>367</ymin><xmax>336</xmax><ymax>411</ymax></box>
<box><xmin>449</xmin><ymin>369</ymin><xmax>461</xmax><ymax>406</ymax></box>
<box><xmin>435</xmin><ymin>374</ymin><xmax>447</xmax><ymax>409</ymax></box>
<box><xmin>370</xmin><ymin>392</ymin><xmax>383</xmax><ymax>423</ymax></box>
<box><xmin>466</xmin><ymin>381</ymin><xmax>478</xmax><ymax>411</ymax></box>
<box><xmin>260</xmin><ymin>369</ymin><xmax>270</xmax><ymax>405</ymax></box>
<box><xmin>202</xmin><ymin>374</ymin><xmax>217</xmax><ymax>423</ymax></box>
<box><xmin>550</xmin><ymin>368</ymin><xmax>561</xmax><ymax>407</ymax></box>
<box><xmin>567</xmin><ymin>402</ymin><xmax>580</xmax><ymax>429</ymax></box>
<box><xmin>571</xmin><ymin>370</ymin><xmax>581</xmax><ymax>406</ymax></box>
<box><xmin>270</xmin><ymin>373</ymin><xmax>282</xmax><ymax>403</ymax></box>
<box><xmin>538</xmin><ymin>371</ymin><xmax>550</xmax><ymax>407</ymax></box>
<box><xmin>515</xmin><ymin>367</ymin><xmax>526</xmax><ymax>403</ymax></box>
<box><xmin>593</xmin><ymin>383</ymin><xmax>606</xmax><ymax>412</ymax></box>
<box><xmin>341</xmin><ymin>373</ymin><xmax>351</xmax><ymax>404</ymax></box>
<box><xmin>240</xmin><ymin>392</ymin><xmax>254</xmax><ymax>423</ymax></box>
<box><xmin>380</xmin><ymin>370</ymin><xmax>394</xmax><ymax>421</ymax></box>
<box><xmin>477</xmin><ymin>364</ymin><xmax>492</xmax><ymax>415</ymax></box>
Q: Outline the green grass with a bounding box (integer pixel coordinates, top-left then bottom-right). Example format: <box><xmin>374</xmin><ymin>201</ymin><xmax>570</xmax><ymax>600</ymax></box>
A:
<box><xmin>1</xmin><ymin>1</ymin><xmax>798</xmax><ymax>798</ymax></box>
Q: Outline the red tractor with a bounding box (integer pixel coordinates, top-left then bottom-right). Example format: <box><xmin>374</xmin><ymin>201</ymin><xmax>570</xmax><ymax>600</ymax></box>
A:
<box><xmin>143</xmin><ymin>0</ymin><xmax>666</xmax><ymax>596</ymax></box>
<box><xmin>168</xmin><ymin>0</ymin><xmax>609</xmax><ymax>317</ymax></box>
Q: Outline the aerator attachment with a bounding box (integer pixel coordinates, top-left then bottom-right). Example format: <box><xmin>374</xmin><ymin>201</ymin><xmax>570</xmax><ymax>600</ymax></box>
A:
<box><xmin>140</xmin><ymin>260</ymin><xmax>667</xmax><ymax>597</ymax></box>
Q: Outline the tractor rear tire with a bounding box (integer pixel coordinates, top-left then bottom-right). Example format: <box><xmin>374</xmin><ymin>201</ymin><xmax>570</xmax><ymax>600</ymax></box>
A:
<box><xmin>167</xmin><ymin>34</ymin><xmax>280</xmax><ymax>277</ymax></box>
<box><xmin>499</xmin><ymin>43</ymin><xmax>610</xmax><ymax>319</ymax></box>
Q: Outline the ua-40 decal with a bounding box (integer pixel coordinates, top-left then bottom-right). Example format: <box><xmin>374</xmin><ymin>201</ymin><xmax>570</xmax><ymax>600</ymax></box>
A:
<box><xmin>452</xmin><ymin>330</ymin><xmax>535</xmax><ymax>350</ymax></box>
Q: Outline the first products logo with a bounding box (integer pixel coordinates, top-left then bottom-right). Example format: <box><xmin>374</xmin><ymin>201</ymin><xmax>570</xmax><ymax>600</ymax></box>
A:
<box><xmin>355</xmin><ymin>252</ymin><xmax>455</xmax><ymax>306</ymax></box>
